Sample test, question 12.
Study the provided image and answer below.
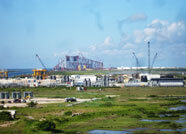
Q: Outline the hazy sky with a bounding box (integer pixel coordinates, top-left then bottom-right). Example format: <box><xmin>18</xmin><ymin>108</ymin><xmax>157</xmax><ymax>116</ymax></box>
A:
<box><xmin>0</xmin><ymin>0</ymin><xmax>186</xmax><ymax>69</ymax></box>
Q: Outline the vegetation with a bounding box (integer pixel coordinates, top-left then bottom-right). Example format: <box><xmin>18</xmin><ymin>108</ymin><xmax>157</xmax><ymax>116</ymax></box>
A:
<box><xmin>50</xmin><ymin>69</ymin><xmax>119</xmax><ymax>75</ymax></box>
<box><xmin>0</xmin><ymin>111</ymin><xmax>13</xmax><ymax>121</ymax></box>
<box><xmin>0</xmin><ymin>87</ymin><xmax>185</xmax><ymax>133</ymax></box>
<box><xmin>36</xmin><ymin>120</ymin><xmax>56</xmax><ymax>131</ymax></box>
<box><xmin>27</xmin><ymin>101</ymin><xmax>37</xmax><ymax>107</ymax></box>
<box><xmin>64</xmin><ymin>111</ymin><xmax>72</xmax><ymax>116</ymax></box>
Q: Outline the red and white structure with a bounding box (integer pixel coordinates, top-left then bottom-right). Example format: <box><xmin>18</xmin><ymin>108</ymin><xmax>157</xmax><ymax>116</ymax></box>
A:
<box><xmin>53</xmin><ymin>55</ymin><xmax>103</xmax><ymax>71</ymax></box>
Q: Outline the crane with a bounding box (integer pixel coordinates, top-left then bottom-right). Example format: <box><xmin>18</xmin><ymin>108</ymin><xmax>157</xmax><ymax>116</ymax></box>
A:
<box><xmin>132</xmin><ymin>52</ymin><xmax>140</xmax><ymax>73</ymax></box>
<box><xmin>33</xmin><ymin>54</ymin><xmax>48</xmax><ymax>79</ymax></box>
<box><xmin>36</xmin><ymin>54</ymin><xmax>47</xmax><ymax>70</ymax></box>
<box><xmin>53</xmin><ymin>58</ymin><xmax>65</xmax><ymax>71</ymax></box>
<box><xmin>151</xmin><ymin>53</ymin><xmax>158</xmax><ymax>69</ymax></box>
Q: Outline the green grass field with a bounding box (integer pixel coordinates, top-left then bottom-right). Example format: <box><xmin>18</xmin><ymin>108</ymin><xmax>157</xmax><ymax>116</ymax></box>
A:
<box><xmin>0</xmin><ymin>87</ymin><xmax>186</xmax><ymax>134</ymax></box>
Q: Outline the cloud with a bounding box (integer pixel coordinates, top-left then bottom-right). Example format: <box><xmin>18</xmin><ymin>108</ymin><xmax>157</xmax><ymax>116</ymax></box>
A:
<box><xmin>143</xmin><ymin>20</ymin><xmax>186</xmax><ymax>44</ymax></box>
<box><xmin>125</xmin><ymin>13</ymin><xmax>147</xmax><ymax>23</ymax></box>
<box><xmin>88</xmin><ymin>19</ymin><xmax>186</xmax><ymax>67</ymax></box>
<box><xmin>118</xmin><ymin>13</ymin><xmax>147</xmax><ymax>35</ymax></box>
<box><xmin>54</xmin><ymin>19</ymin><xmax>186</xmax><ymax>67</ymax></box>
<box><xmin>122</xmin><ymin>43</ymin><xmax>134</xmax><ymax>49</ymax></box>
<box><xmin>103</xmin><ymin>36</ymin><xmax>112</xmax><ymax>46</ymax></box>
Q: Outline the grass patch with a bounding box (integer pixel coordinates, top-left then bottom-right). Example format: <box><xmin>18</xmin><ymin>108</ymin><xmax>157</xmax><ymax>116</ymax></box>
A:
<box><xmin>0</xmin><ymin>87</ymin><xmax>185</xmax><ymax>133</ymax></box>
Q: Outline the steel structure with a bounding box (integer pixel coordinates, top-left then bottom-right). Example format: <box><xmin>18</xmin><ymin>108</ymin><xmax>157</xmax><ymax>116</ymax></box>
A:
<box><xmin>53</xmin><ymin>58</ymin><xmax>65</xmax><ymax>71</ymax></box>
<box><xmin>54</xmin><ymin>55</ymin><xmax>103</xmax><ymax>71</ymax></box>
<box><xmin>148</xmin><ymin>41</ymin><xmax>150</xmax><ymax>74</ymax></box>
<box><xmin>151</xmin><ymin>53</ymin><xmax>158</xmax><ymax>68</ymax></box>
<box><xmin>36</xmin><ymin>54</ymin><xmax>47</xmax><ymax>69</ymax></box>
<box><xmin>132</xmin><ymin>52</ymin><xmax>140</xmax><ymax>73</ymax></box>
<box><xmin>33</xmin><ymin>54</ymin><xmax>48</xmax><ymax>79</ymax></box>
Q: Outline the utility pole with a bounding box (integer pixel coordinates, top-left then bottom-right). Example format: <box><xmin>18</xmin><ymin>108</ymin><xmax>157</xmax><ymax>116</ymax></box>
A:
<box><xmin>148</xmin><ymin>41</ymin><xmax>150</xmax><ymax>74</ymax></box>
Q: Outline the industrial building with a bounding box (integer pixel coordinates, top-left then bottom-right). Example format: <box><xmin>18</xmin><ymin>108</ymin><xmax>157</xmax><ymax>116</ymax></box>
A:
<box><xmin>150</xmin><ymin>78</ymin><xmax>184</xmax><ymax>87</ymax></box>
<box><xmin>0</xmin><ymin>70</ymin><xmax>8</xmax><ymax>79</ymax></box>
<box><xmin>32</xmin><ymin>69</ymin><xmax>47</xmax><ymax>80</ymax></box>
<box><xmin>54</xmin><ymin>55</ymin><xmax>103</xmax><ymax>71</ymax></box>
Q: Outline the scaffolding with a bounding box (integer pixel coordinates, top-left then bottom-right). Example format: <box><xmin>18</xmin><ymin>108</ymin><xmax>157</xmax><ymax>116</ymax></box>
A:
<box><xmin>53</xmin><ymin>55</ymin><xmax>103</xmax><ymax>71</ymax></box>
<box><xmin>0</xmin><ymin>70</ymin><xmax>8</xmax><ymax>79</ymax></box>
<box><xmin>32</xmin><ymin>69</ymin><xmax>47</xmax><ymax>79</ymax></box>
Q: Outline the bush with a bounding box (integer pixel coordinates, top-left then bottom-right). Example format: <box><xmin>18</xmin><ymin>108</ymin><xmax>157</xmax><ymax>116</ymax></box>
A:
<box><xmin>169</xmin><ymin>122</ymin><xmax>182</xmax><ymax>129</ymax></box>
<box><xmin>0</xmin><ymin>111</ymin><xmax>13</xmax><ymax>121</ymax></box>
<box><xmin>27</xmin><ymin>101</ymin><xmax>37</xmax><ymax>107</ymax></box>
<box><xmin>64</xmin><ymin>111</ymin><xmax>72</xmax><ymax>116</ymax></box>
<box><xmin>148</xmin><ymin>95</ymin><xmax>158</xmax><ymax>97</ymax></box>
<box><xmin>102</xmin><ymin>102</ymin><xmax>113</xmax><ymax>107</ymax></box>
<box><xmin>37</xmin><ymin>120</ymin><xmax>56</xmax><ymax>131</ymax></box>
<box><xmin>0</xmin><ymin>105</ymin><xmax>4</xmax><ymax>110</ymax></box>
<box><xmin>130</xmin><ymin>114</ymin><xmax>142</xmax><ymax>119</ymax></box>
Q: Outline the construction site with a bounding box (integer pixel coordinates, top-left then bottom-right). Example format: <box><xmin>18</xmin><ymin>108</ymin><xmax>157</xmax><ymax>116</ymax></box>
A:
<box><xmin>0</xmin><ymin>41</ymin><xmax>185</xmax><ymax>89</ymax></box>
<box><xmin>0</xmin><ymin>43</ymin><xmax>186</xmax><ymax>134</ymax></box>
<box><xmin>53</xmin><ymin>55</ymin><xmax>103</xmax><ymax>71</ymax></box>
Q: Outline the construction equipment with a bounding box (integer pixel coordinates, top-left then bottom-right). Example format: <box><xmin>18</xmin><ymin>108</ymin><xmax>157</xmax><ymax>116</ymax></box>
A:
<box><xmin>148</xmin><ymin>41</ymin><xmax>150</xmax><ymax>74</ymax></box>
<box><xmin>53</xmin><ymin>58</ymin><xmax>65</xmax><ymax>71</ymax></box>
<box><xmin>151</xmin><ymin>53</ymin><xmax>158</xmax><ymax>69</ymax></box>
<box><xmin>33</xmin><ymin>54</ymin><xmax>48</xmax><ymax>79</ymax></box>
<box><xmin>0</xmin><ymin>70</ymin><xmax>8</xmax><ymax>79</ymax></box>
<box><xmin>36</xmin><ymin>54</ymin><xmax>47</xmax><ymax>69</ymax></box>
<box><xmin>132</xmin><ymin>52</ymin><xmax>140</xmax><ymax>73</ymax></box>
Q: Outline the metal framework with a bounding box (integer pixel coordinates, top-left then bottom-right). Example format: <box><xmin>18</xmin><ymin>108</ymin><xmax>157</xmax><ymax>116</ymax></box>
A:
<box><xmin>53</xmin><ymin>55</ymin><xmax>103</xmax><ymax>71</ymax></box>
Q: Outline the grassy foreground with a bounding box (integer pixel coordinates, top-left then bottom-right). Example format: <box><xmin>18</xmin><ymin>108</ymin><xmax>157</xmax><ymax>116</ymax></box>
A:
<box><xmin>0</xmin><ymin>87</ymin><xmax>186</xmax><ymax>134</ymax></box>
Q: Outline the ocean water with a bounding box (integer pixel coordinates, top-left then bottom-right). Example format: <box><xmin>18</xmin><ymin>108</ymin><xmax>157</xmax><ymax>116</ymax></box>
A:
<box><xmin>7</xmin><ymin>69</ymin><xmax>51</xmax><ymax>77</ymax></box>
<box><xmin>8</xmin><ymin>69</ymin><xmax>33</xmax><ymax>77</ymax></box>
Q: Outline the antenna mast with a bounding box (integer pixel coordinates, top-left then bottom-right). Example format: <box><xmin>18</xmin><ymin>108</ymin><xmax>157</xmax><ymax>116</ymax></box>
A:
<box><xmin>148</xmin><ymin>41</ymin><xmax>150</xmax><ymax>74</ymax></box>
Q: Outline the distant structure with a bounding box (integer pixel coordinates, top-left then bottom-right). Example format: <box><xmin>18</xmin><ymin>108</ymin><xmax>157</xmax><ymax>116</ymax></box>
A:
<box><xmin>54</xmin><ymin>55</ymin><xmax>103</xmax><ymax>71</ymax></box>
<box><xmin>148</xmin><ymin>41</ymin><xmax>150</xmax><ymax>74</ymax></box>
<box><xmin>0</xmin><ymin>70</ymin><xmax>8</xmax><ymax>79</ymax></box>
<box><xmin>33</xmin><ymin>54</ymin><xmax>48</xmax><ymax>79</ymax></box>
<box><xmin>32</xmin><ymin>69</ymin><xmax>47</xmax><ymax>79</ymax></box>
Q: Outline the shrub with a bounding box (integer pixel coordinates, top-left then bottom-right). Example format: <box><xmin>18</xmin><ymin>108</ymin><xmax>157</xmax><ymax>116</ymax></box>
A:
<box><xmin>130</xmin><ymin>114</ymin><xmax>142</xmax><ymax>119</ymax></box>
<box><xmin>0</xmin><ymin>111</ymin><xmax>13</xmax><ymax>121</ymax></box>
<box><xmin>64</xmin><ymin>111</ymin><xmax>72</xmax><ymax>116</ymax></box>
<box><xmin>102</xmin><ymin>102</ymin><xmax>113</xmax><ymax>107</ymax></box>
<box><xmin>169</xmin><ymin>122</ymin><xmax>182</xmax><ymax>129</ymax></box>
<box><xmin>37</xmin><ymin>120</ymin><xmax>56</xmax><ymax>131</ymax></box>
<box><xmin>148</xmin><ymin>95</ymin><xmax>158</xmax><ymax>97</ymax></box>
<box><xmin>0</xmin><ymin>105</ymin><xmax>4</xmax><ymax>110</ymax></box>
<box><xmin>27</xmin><ymin>101</ymin><xmax>37</xmax><ymax>107</ymax></box>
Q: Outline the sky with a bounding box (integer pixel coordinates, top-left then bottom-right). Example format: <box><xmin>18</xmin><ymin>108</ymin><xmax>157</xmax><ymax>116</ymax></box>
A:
<box><xmin>0</xmin><ymin>0</ymin><xmax>186</xmax><ymax>69</ymax></box>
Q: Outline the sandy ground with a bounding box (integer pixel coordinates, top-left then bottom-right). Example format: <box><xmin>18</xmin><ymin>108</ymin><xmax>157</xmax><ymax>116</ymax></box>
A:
<box><xmin>0</xmin><ymin>94</ymin><xmax>119</xmax><ymax>107</ymax></box>
<box><xmin>0</xmin><ymin>98</ymin><xmax>92</xmax><ymax>107</ymax></box>
<box><xmin>0</xmin><ymin>120</ymin><xmax>19</xmax><ymax>127</ymax></box>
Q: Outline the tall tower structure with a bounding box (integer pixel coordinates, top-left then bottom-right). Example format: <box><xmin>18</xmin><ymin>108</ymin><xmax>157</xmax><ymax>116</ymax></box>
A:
<box><xmin>148</xmin><ymin>41</ymin><xmax>150</xmax><ymax>74</ymax></box>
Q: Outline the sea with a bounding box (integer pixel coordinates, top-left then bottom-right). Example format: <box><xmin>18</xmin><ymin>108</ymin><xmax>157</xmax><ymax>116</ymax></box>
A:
<box><xmin>8</xmin><ymin>69</ymin><xmax>34</xmax><ymax>77</ymax></box>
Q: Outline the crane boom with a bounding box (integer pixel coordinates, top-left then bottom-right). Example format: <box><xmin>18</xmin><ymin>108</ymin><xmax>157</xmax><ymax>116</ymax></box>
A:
<box><xmin>151</xmin><ymin>53</ymin><xmax>158</xmax><ymax>68</ymax></box>
<box><xmin>36</xmin><ymin>54</ymin><xmax>47</xmax><ymax>70</ymax></box>
<box><xmin>132</xmin><ymin>52</ymin><xmax>140</xmax><ymax>72</ymax></box>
